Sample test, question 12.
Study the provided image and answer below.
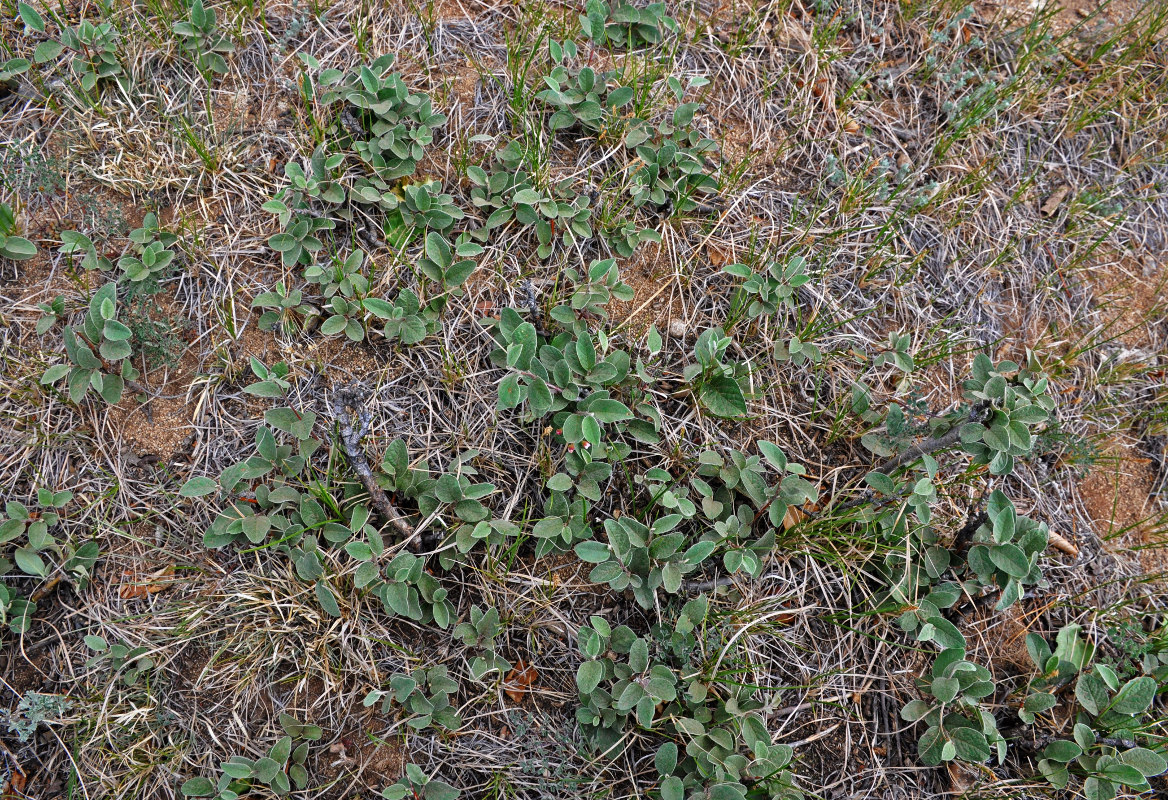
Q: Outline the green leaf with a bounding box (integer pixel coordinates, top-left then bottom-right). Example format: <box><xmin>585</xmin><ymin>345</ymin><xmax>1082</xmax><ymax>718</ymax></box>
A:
<box><xmin>919</xmin><ymin>616</ymin><xmax>965</xmax><ymax>650</ymax></box>
<box><xmin>34</xmin><ymin>39</ymin><xmax>64</xmax><ymax>64</ymax></box>
<box><xmin>254</xmin><ymin>756</ymin><xmax>282</xmax><ymax>783</ymax></box>
<box><xmin>244</xmin><ymin>380</ymin><xmax>287</xmax><ymax>398</ymax></box>
<box><xmin>654</xmin><ymin>742</ymin><xmax>678</xmax><ymax>776</ymax></box>
<box><xmin>321</xmin><ymin>314</ymin><xmax>348</xmax><ymax>335</ymax></box>
<box><xmin>528</xmin><ymin>376</ymin><xmax>552</xmax><ymax>412</ymax></box>
<box><xmin>423</xmin><ymin>779</ymin><xmax>460</xmax><ymax>800</ymax></box>
<box><xmin>103</xmin><ymin>318</ymin><xmax>133</xmax><ymax>341</ymax></box>
<box><xmin>2</xmin><ymin>236</ymin><xmax>36</xmax><ymax>260</ymax></box>
<box><xmin>950</xmin><ymin>727</ymin><xmax>991</xmax><ymax>762</ymax></box>
<box><xmin>1026</xmin><ymin>632</ymin><xmax>1052</xmax><ymax>669</ymax></box>
<box><xmin>1111</xmin><ymin>676</ymin><xmax>1156</xmax><ymax>715</ymax></box>
<box><xmin>576</xmin><ymin>335</ymin><xmax>596</xmax><ymax>370</ymax></box>
<box><xmin>646</xmin><ymin>325</ymin><xmax>662</xmax><ymax>354</ymax></box>
<box><xmin>682</xmin><ymin>540</ymin><xmax>716</xmax><ymax>565</ymax></box>
<box><xmin>660</xmin><ymin>562</ymin><xmax>681</xmax><ymax>593</ymax></box>
<box><xmin>425</xmin><ymin>231</ymin><xmax>452</xmax><ymax>266</ymax></box>
<box><xmin>547</xmin><ymin>473</ymin><xmax>573</xmax><ymax>492</ymax></box>
<box><xmin>988</xmin><ymin>542</ymin><xmax>1031</xmax><ymax>578</ymax></box>
<box><xmin>14</xmin><ymin>547</ymin><xmax>47</xmax><ymax>577</ymax></box>
<box><xmin>1023</xmin><ymin>692</ymin><xmax>1057</xmax><ymax>714</ymax></box>
<box><xmin>931</xmin><ymin>676</ymin><xmax>959</xmax><ymax>703</ymax></box>
<box><xmin>531</xmin><ymin>517</ymin><xmax>566</xmax><ymax>539</ymax></box>
<box><xmin>179</xmin><ymin>477</ymin><xmax>218</xmax><ymax>497</ymax></box>
<box><xmin>269</xmin><ymin>734</ymin><xmax>293</xmax><ymax>765</ymax></box>
<box><xmin>181</xmin><ymin>778</ymin><xmax>215</xmax><ymax>797</ymax></box>
<box><xmin>918</xmin><ymin>725</ymin><xmax>945</xmax><ymax>765</ymax></box>
<box><xmin>41</xmin><ymin>363</ymin><xmax>70</xmax><ymax>384</ymax></box>
<box><xmin>660</xmin><ymin>776</ymin><xmax>684</xmax><ymax>800</ymax></box>
<box><xmin>345</xmin><ymin>541</ymin><xmax>374</xmax><ymax>561</ymax></box>
<box><xmin>574</xmin><ymin>541</ymin><xmax>610</xmax><ymax>563</ymax></box>
<box><xmin>1075</xmin><ymin>672</ymin><xmax>1109</xmax><ymax>716</ymax></box>
<box><xmin>315</xmin><ymin>581</ymin><xmax>341</xmax><ymax>617</ymax></box>
<box><xmin>982</xmin><ymin>424</ymin><xmax>1010</xmax><ymax>452</ymax></box>
<box><xmin>900</xmin><ymin>700</ymin><xmax>931</xmax><ymax>721</ymax></box>
<box><xmin>1043</xmin><ymin>740</ymin><xmax>1082</xmax><ymax>763</ymax></box>
<box><xmin>19</xmin><ymin>3</ymin><xmax>45</xmax><ymax>31</ymax></box>
<box><xmin>1039</xmin><ymin>759</ymin><xmax>1070</xmax><ymax>789</ymax></box>
<box><xmin>1083</xmin><ymin>776</ymin><xmax>1114</xmax><ymax>800</ymax></box>
<box><xmin>576</xmin><ymin>660</ymin><xmax>604</xmax><ymax>694</ymax></box>
<box><xmin>587</xmin><ymin>399</ymin><xmax>631</xmax><ymax>423</ymax></box>
<box><xmin>497</xmin><ymin>373</ymin><xmax>522</xmax><ymax>410</ymax></box>
<box><xmin>1121</xmin><ymin>747</ymin><xmax>1168</xmax><ymax>778</ymax></box>
<box><xmin>699</xmin><ymin>374</ymin><xmax>747</xmax><ymax>418</ymax></box>
<box><xmin>1101</xmin><ymin>762</ymin><xmax>1147</xmax><ymax>788</ymax></box>
<box><xmin>581</xmin><ymin>414</ymin><xmax>601</xmax><ymax>445</ymax></box>
<box><xmin>864</xmin><ymin>471</ymin><xmax>896</xmax><ymax>495</ymax></box>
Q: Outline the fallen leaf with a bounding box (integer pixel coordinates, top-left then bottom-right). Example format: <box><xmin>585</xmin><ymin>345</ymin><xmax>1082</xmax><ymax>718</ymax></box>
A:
<box><xmin>783</xmin><ymin>505</ymin><xmax>808</xmax><ymax>530</ymax></box>
<box><xmin>706</xmin><ymin>245</ymin><xmax>731</xmax><ymax>266</ymax></box>
<box><xmin>503</xmin><ymin>659</ymin><xmax>538</xmax><ymax>703</ymax></box>
<box><xmin>1047</xmin><ymin>530</ymin><xmax>1079</xmax><ymax>558</ymax></box>
<box><xmin>119</xmin><ymin>565</ymin><xmax>176</xmax><ymax>599</ymax></box>
<box><xmin>2</xmin><ymin>769</ymin><xmax>27</xmax><ymax>799</ymax></box>
<box><xmin>1040</xmin><ymin>184</ymin><xmax>1071</xmax><ymax>217</ymax></box>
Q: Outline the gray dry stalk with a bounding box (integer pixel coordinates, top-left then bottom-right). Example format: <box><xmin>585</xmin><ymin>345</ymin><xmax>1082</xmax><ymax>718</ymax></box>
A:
<box><xmin>330</xmin><ymin>382</ymin><xmax>416</xmax><ymax>544</ymax></box>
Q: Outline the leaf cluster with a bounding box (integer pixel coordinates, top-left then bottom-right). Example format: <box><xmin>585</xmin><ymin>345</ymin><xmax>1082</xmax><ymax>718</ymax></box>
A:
<box><xmin>468</xmin><ymin>140</ymin><xmax>593</xmax><ymax>258</ymax></box>
<box><xmin>181</xmin><ymin>714</ymin><xmax>321</xmax><ymax>798</ymax></box>
<box><xmin>0</xmin><ymin>201</ymin><xmax>36</xmax><ymax>260</ymax></box>
<box><xmin>1</xmin><ymin>490</ymin><xmax>96</xmax><ymax>635</ymax></box>
<box><xmin>84</xmin><ymin>635</ymin><xmax>155</xmax><ymax>686</ymax></box>
<box><xmin>579</xmin><ymin>1</ymin><xmax>678</xmax><ymax>49</ymax></box>
<box><xmin>40</xmin><ymin>282</ymin><xmax>141</xmax><ymax>404</ymax></box>
<box><xmin>172</xmin><ymin>0</ymin><xmax>234</xmax><ymax>74</ymax></box>
<box><xmin>20</xmin><ymin>3</ymin><xmax>126</xmax><ymax>93</ymax></box>
<box><xmin>364</xmin><ymin>666</ymin><xmax>462</xmax><ymax>731</ymax></box>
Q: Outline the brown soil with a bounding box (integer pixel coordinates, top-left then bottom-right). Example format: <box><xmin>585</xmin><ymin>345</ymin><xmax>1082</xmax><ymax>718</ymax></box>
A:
<box><xmin>984</xmin><ymin>0</ymin><xmax>1151</xmax><ymax>35</ymax></box>
<box><xmin>995</xmin><ymin>301</ymin><xmax>1056</xmax><ymax>365</ymax></box>
<box><xmin>233</xmin><ymin>323</ymin><xmax>280</xmax><ymax>365</ymax></box>
<box><xmin>963</xmin><ymin>602</ymin><xmax>1035</xmax><ymax>673</ymax></box>
<box><xmin>107</xmin><ymin>295</ymin><xmax>200</xmax><ymax>462</ymax></box>
<box><xmin>301</xmin><ymin>335</ymin><xmax>382</xmax><ymax>388</ymax></box>
<box><xmin>1078</xmin><ymin>250</ymin><xmax>1167</xmax><ymax>350</ymax></box>
<box><xmin>172</xmin><ymin>646</ymin><xmax>214</xmax><ymax>693</ymax></box>
<box><xmin>718</xmin><ymin>115</ymin><xmax>786</xmax><ymax>183</ymax></box>
<box><xmin>0</xmin><ymin>648</ymin><xmax>52</xmax><ymax>696</ymax></box>
<box><xmin>316</xmin><ymin>726</ymin><xmax>406</xmax><ymax>792</ymax></box>
<box><xmin>1078</xmin><ymin>438</ymin><xmax>1167</xmax><ymax>578</ymax></box>
<box><xmin>609</xmin><ymin>241</ymin><xmax>685</xmax><ymax>339</ymax></box>
<box><xmin>439</xmin><ymin>60</ymin><xmax>484</xmax><ymax>112</ymax></box>
<box><xmin>430</xmin><ymin>0</ymin><xmax>492</xmax><ymax>21</ymax></box>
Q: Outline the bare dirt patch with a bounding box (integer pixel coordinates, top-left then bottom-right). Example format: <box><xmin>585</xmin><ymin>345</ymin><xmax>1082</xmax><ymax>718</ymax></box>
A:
<box><xmin>1079</xmin><ymin>250</ymin><xmax>1167</xmax><ymax>351</ymax></box>
<box><xmin>609</xmin><ymin>241</ymin><xmax>685</xmax><ymax>338</ymax></box>
<box><xmin>1078</xmin><ymin>438</ymin><xmax>1168</xmax><ymax>578</ymax></box>
<box><xmin>106</xmin><ymin>296</ymin><xmax>199</xmax><ymax>462</ymax></box>
<box><xmin>979</xmin><ymin>0</ymin><xmax>1147</xmax><ymax>35</ymax></box>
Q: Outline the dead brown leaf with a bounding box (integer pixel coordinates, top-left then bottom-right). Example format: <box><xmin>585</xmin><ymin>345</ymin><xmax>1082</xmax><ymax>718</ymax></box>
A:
<box><xmin>1040</xmin><ymin>184</ymin><xmax>1071</xmax><ymax>216</ymax></box>
<box><xmin>503</xmin><ymin>659</ymin><xmax>538</xmax><ymax>703</ymax></box>
<box><xmin>118</xmin><ymin>565</ymin><xmax>177</xmax><ymax>599</ymax></box>
<box><xmin>707</xmin><ymin>245</ymin><xmax>731</xmax><ymax>266</ymax></box>
<box><xmin>2</xmin><ymin>769</ymin><xmax>28</xmax><ymax>799</ymax></box>
<box><xmin>784</xmin><ymin>504</ymin><xmax>814</xmax><ymax>530</ymax></box>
